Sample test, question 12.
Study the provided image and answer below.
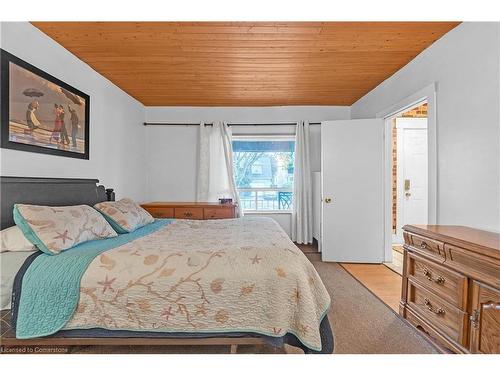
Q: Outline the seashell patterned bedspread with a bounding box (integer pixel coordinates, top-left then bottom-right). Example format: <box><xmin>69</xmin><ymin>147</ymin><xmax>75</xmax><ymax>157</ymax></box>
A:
<box><xmin>64</xmin><ymin>217</ymin><xmax>331</xmax><ymax>350</ymax></box>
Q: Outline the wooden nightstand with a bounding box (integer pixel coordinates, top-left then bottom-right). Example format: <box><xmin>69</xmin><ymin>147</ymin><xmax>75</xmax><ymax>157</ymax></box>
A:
<box><xmin>141</xmin><ymin>202</ymin><xmax>237</xmax><ymax>220</ymax></box>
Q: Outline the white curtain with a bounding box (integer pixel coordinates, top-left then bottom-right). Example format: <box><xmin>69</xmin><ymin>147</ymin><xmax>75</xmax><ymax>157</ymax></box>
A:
<box><xmin>197</xmin><ymin>121</ymin><xmax>242</xmax><ymax>217</ymax></box>
<box><xmin>292</xmin><ymin>121</ymin><xmax>313</xmax><ymax>244</ymax></box>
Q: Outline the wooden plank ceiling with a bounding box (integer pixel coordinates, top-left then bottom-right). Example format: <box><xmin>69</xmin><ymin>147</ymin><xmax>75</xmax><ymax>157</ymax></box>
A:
<box><xmin>32</xmin><ymin>22</ymin><xmax>459</xmax><ymax>106</ymax></box>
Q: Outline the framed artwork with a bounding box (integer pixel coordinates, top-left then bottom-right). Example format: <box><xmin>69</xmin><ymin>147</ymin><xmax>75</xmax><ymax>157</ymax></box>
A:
<box><xmin>1</xmin><ymin>49</ymin><xmax>90</xmax><ymax>159</ymax></box>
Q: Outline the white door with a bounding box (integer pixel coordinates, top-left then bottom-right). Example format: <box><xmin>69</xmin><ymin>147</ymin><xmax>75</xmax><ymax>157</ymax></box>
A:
<box><xmin>395</xmin><ymin>118</ymin><xmax>428</xmax><ymax>243</ymax></box>
<box><xmin>321</xmin><ymin>119</ymin><xmax>385</xmax><ymax>263</ymax></box>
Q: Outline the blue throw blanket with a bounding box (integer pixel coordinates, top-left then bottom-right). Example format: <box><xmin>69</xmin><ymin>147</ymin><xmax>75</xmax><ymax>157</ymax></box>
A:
<box><xmin>14</xmin><ymin>219</ymin><xmax>173</xmax><ymax>339</ymax></box>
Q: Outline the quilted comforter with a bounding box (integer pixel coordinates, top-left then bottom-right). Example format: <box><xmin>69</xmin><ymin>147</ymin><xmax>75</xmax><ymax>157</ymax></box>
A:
<box><xmin>15</xmin><ymin>217</ymin><xmax>331</xmax><ymax>351</ymax></box>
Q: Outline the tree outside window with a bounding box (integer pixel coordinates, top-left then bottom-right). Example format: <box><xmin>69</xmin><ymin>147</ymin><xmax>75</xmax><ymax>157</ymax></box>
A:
<box><xmin>232</xmin><ymin>139</ymin><xmax>295</xmax><ymax>211</ymax></box>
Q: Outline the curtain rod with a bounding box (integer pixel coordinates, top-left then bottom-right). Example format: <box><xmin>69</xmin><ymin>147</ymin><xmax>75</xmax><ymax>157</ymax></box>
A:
<box><xmin>143</xmin><ymin>122</ymin><xmax>322</xmax><ymax>127</ymax></box>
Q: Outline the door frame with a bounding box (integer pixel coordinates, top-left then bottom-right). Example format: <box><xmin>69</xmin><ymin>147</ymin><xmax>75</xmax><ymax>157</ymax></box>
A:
<box><xmin>377</xmin><ymin>83</ymin><xmax>438</xmax><ymax>262</ymax></box>
<box><xmin>394</xmin><ymin>118</ymin><xmax>428</xmax><ymax>244</ymax></box>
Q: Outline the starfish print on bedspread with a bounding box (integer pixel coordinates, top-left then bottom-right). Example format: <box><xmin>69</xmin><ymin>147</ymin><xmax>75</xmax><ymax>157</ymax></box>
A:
<box><xmin>98</xmin><ymin>275</ymin><xmax>116</xmax><ymax>294</ymax></box>
<box><xmin>250</xmin><ymin>254</ymin><xmax>262</xmax><ymax>264</ymax></box>
<box><xmin>53</xmin><ymin>230</ymin><xmax>73</xmax><ymax>244</ymax></box>
<box><xmin>162</xmin><ymin>306</ymin><xmax>175</xmax><ymax>320</ymax></box>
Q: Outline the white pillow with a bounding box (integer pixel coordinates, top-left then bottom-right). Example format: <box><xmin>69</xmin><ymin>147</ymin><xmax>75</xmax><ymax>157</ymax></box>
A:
<box><xmin>94</xmin><ymin>198</ymin><xmax>154</xmax><ymax>233</ymax></box>
<box><xmin>1</xmin><ymin>251</ymin><xmax>37</xmax><ymax>309</ymax></box>
<box><xmin>0</xmin><ymin>225</ymin><xmax>38</xmax><ymax>252</ymax></box>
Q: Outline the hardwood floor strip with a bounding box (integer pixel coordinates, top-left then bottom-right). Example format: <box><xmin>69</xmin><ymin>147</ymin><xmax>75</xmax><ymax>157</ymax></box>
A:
<box><xmin>340</xmin><ymin>263</ymin><xmax>402</xmax><ymax>312</ymax></box>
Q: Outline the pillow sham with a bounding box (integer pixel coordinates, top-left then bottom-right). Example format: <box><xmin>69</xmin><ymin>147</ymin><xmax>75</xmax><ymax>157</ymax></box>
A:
<box><xmin>0</xmin><ymin>225</ymin><xmax>38</xmax><ymax>252</ymax></box>
<box><xmin>94</xmin><ymin>198</ymin><xmax>154</xmax><ymax>233</ymax></box>
<box><xmin>13</xmin><ymin>204</ymin><xmax>117</xmax><ymax>255</ymax></box>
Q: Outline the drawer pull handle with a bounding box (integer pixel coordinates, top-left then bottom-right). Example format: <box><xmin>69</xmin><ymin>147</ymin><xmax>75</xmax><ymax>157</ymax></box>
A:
<box><xmin>423</xmin><ymin>269</ymin><xmax>446</xmax><ymax>284</ymax></box>
<box><xmin>435</xmin><ymin>276</ymin><xmax>445</xmax><ymax>284</ymax></box>
<box><xmin>424</xmin><ymin>298</ymin><xmax>445</xmax><ymax>315</ymax></box>
<box><xmin>420</xmin><ymin>241</ymin><xmax>428</xmax><ymax>249</ymax></box>
<box><xmin>184</xmin><ymin>212</ymin><xmax>193</xmax><ymax>217</ymax></box>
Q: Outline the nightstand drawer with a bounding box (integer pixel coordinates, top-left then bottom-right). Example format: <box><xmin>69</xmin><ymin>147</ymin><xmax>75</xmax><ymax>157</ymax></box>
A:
<box><xmin>174</xmin><ymin>207</ymin><xmax>204</xmax><ymax>220</ymax></box>
<box><xmin>407</xmin><ymin>252</ymin><xmax>467</xmax><ymax>309</ymax></box>
<box><xmin>146</xmin><ymin>207</ymin><xmax>174</xmax><ymax>218</ymax></box>
<box><xmin>204</xmin><ymin>207</ymin><xmax>234</xmax><ymax>219</ymax></box>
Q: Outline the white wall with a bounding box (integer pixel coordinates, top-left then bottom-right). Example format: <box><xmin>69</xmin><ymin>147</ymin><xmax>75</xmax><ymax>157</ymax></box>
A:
<box><xmin>351</xmin><ymin>23</ymin><xmax>500</xmax><ymax>232</ymax></box>
<box><xmin>0</xmin><ymin>22</ymin><xmax>147</xmax><ymax>200</ymax></box>
<box><xmin>145</xmin><ymin>106</ymin><xmax>350</xmax><ymax>200</ymax></box>
<box><xmin>145</xmin><ymin>106</ymin><xmax>350</xmax><ymax>234</ymax></box>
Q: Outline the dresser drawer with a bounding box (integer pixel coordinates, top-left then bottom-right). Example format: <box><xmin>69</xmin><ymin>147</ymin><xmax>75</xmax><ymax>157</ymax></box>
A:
<box><xmin>144</xmin><ymin>207</ymin><xmax>174</xmax><ymax>218</ymax></box>
<box><xmin>445</xmin><ymin>244</ymin><xmax>500</xmax><ymax>289</ymax></box>
<box><xmin>407</xmin><ymin>252</ymin><xmax>468</xmax><ymax>309</ymax></box>
<box><xmin>407</xmin><ymin>280</ymin><xmax>467</xmax><ymax>344</ymax></box>
<box><xmin>405</xmin><ymin>308</ymin><xmax>465</xmax><ymax>353</ymax></box>
<box><xmin>204</xmin><ymin>207</ymin><xmax>234</xmax><ymax>219</ymax></box>
<box><xmin>405</xmin><ymin>232</ymin><xmax>445</xmax><ymax>262</ymax></box>
<box><xmin>174</xmin><ymin>207</ymin><xmax>204</xmax><ymax>220</ymax></box>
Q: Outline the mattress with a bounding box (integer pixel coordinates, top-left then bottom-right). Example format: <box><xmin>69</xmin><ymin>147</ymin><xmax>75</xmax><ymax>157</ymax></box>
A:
<box><xmin>12</xmin><ymin>217</ymin><xmax>332</xmax><ymax>353</ymax></box>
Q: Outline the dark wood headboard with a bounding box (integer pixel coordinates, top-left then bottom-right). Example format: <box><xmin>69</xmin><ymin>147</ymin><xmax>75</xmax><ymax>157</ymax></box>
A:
<box><xmin>0</xmin><ymin>176</ymin><xmax>114</xmax><ymax>230</ymax></box>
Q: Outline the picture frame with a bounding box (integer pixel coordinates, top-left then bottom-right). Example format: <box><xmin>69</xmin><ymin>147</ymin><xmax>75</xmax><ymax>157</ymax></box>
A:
<box><xmin>1</xmin><ymin>49</ymin><xmax>90</xmax><ymax>159</ymax></box>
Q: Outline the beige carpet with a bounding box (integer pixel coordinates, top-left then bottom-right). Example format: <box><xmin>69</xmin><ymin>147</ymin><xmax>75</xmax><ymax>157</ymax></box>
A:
<box><xmin>313</xmin><ymin>261</ymin><xmax>437</xmax><ymax>354</ymax></box>
<box><xmin>68</xmin><ymin>261</ymin><xmax>437</xmax><ymax>354</ymax></box>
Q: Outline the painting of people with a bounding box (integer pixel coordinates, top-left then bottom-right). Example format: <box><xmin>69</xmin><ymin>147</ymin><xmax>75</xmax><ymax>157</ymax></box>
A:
<box><xmin>1</xmin><ymin>50</ymin><xmax>89</xmax><ymax>159</ymax></box>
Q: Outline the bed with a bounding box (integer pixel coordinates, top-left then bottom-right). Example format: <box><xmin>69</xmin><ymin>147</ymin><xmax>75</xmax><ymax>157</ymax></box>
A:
<box><xmin>0</xmin><ymin>176</ymin><xmax>333</xmax><ymax>354</ymax></box>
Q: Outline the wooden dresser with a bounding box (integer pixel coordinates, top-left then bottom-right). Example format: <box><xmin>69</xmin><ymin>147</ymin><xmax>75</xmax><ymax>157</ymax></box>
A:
<box><xmin>141</xmin><ymin>202</ymin><xmax>237</xmax><ymax>220</ymax></box>
<box><xmin>400</xmin><ymin>225</ymin><xmax>500</xmax><ymax>354</ymax></box>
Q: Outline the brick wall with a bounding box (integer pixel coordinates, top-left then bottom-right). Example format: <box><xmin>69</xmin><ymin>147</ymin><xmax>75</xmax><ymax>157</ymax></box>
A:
<box><xmin>401</xmin><ymin>103</ymin><xmax>428</xmax><ymax>118</ymax></box>
<box><xmin>392</xmin><ymin>120</ymin><xmax>397</xmax><ymax>233</ymax></box>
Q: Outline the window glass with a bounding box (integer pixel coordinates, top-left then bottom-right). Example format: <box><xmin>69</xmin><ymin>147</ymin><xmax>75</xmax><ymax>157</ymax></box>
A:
<box><xmin>232</xmin><ymin>139</ymin><xmax>295</xmax><ymax>211</ymax></box>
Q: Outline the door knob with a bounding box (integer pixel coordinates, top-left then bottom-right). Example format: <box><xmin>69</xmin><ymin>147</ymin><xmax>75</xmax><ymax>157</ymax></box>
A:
<box><xmin>324</xmin><ymin>198</ymin><xmax>332</xmax><ymax>203</ymax></box>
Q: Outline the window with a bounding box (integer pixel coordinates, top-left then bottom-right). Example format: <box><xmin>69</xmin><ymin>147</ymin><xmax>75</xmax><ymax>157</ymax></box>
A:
<box><xmin>232</xmin><ymin>137</ymin><xmax>295</xmax><ymax>212</ymax></box>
